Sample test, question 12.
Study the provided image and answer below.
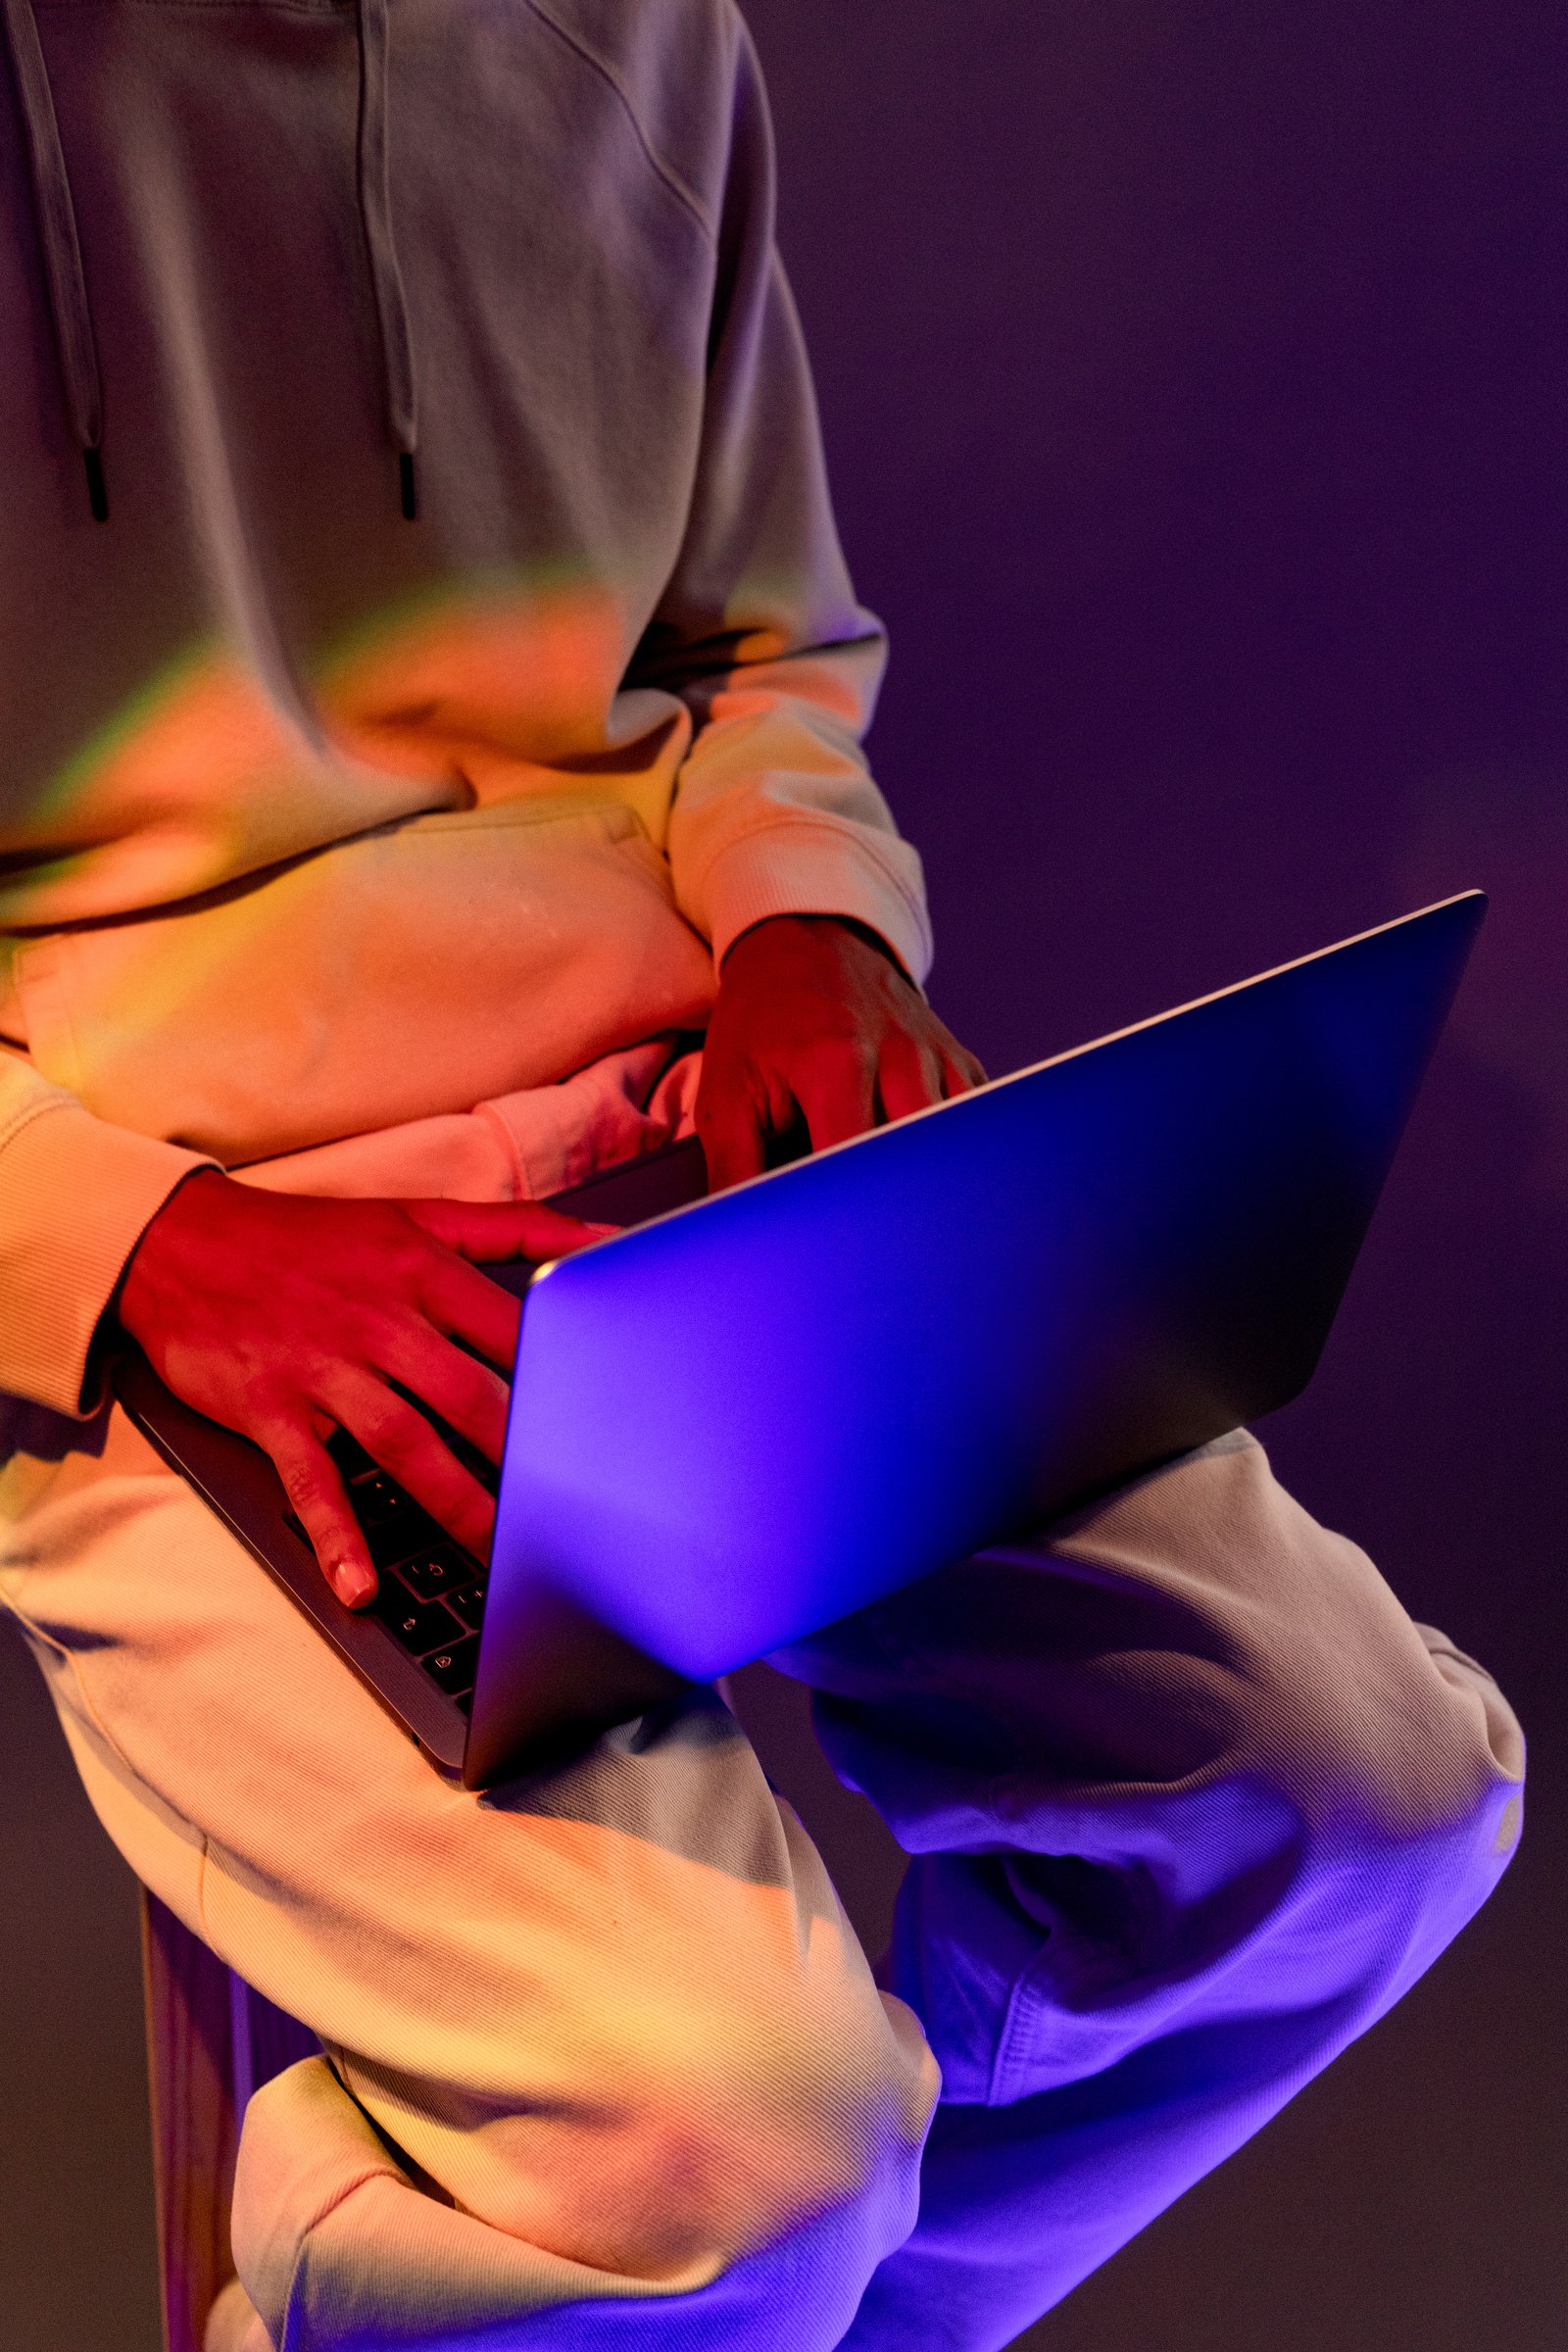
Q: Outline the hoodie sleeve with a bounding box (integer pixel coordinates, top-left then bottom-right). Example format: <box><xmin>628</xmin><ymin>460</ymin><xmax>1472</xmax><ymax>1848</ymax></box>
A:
<box><xmin>0</xmin><ymin>1048</ymin><xmax>214</xmax><ymax>1416</ymax></box>
<box><xmin>625</xmin><ymin>24</ymin><xmax>933</xmax><ymax>985</ymax></box>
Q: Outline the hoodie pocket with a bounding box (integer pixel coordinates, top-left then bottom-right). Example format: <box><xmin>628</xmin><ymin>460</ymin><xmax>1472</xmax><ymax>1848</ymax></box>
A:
<box><xmin>12</xmin><ymin>797</ymin><xmax>716</xmax><ymax>1162</ymax></box>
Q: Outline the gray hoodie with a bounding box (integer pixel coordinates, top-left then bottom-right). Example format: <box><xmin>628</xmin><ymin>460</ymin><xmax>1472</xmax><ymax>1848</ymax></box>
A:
<box><xmin>0</xmin><ymin>0</ymin><xmax>931</xmax><ymax>1414</ymax></box>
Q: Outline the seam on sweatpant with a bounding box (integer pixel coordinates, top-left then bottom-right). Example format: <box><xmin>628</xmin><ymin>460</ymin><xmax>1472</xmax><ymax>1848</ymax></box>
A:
<box><xmin>985</xmin><ymin>1854</ymin><xmax>1162</xmax><ymax>2107</ymax></box>
<box><xmin>276</xmin><ymin>2160</ymin><xmax>407</xmax><ymax>2352</ymax></box>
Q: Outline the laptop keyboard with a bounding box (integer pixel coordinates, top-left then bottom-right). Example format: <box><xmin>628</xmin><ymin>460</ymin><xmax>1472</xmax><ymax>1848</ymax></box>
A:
<box><xmin>285</xmin><ymin>1430</ymin><xmax>493</xmax><ymax>1714</ymax></box>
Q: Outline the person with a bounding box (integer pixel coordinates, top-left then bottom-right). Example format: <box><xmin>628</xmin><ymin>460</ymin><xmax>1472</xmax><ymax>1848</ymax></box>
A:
<box><xmin>0</xmin><ymin>4</ymin><xmax>1523</xmax><ymax>2347</ymax></box>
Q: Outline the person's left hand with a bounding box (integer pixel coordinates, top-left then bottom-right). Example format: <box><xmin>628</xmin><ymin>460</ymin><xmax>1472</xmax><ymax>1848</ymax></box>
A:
<box><xmin>696</xmin><ymin>913</ymin><xmax>987</xmax><ymax>1189</ymax></box>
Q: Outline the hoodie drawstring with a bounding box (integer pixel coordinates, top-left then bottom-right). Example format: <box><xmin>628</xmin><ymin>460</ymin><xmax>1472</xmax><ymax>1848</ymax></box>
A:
<box><xmin>2</xmin><ymin>0</ymin><xmax>418</xmax><ymax>524</ymax></box>
<box><xmin>2</xmin><ymin>0</ymin><xmax>108</xmax><ymax>519</ymax></box>
<box><xmin>356</xmin><ymin>0</ymin><xmax>418</xmax><ymax>520</ymax></box>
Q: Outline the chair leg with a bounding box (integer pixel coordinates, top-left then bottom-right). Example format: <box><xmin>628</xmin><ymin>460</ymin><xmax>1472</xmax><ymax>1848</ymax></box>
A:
<box><xmin>140</xmin><ymin>1890</ymin><xmax>239</xmax><ymax>2352</ymax></box>
<box><xmin>140</xmin><ymin>1891</ymin><xmax>319</xmax><ymax>2352</ymax></box>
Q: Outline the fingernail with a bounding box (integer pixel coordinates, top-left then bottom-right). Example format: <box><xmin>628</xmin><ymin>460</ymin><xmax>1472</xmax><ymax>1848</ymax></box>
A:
<box><xmin>337</xmin><ymin>1566</ymin><xmax>375</xmax><ymax>1609</ymax></box>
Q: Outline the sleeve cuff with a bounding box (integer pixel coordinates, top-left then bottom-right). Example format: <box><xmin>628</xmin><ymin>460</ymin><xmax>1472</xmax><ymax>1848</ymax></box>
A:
<box><xmin>0</xmin><ymin>1101</ymin><xmax>217</xmax><ymax>1416</ymax></box>
<box><xmin>692</xmin><ymin>821</ymin><xmax>935</xmax><ymax>986</ymax></box>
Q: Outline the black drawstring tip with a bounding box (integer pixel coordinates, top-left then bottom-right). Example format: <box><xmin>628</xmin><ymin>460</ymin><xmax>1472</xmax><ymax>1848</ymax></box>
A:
<box><xmin>83</xmin><ymin>446</ymin><xmax>108</xmax><ymax>522</ymax></box>
<box><xmin>399</xmin><ymin>451</ymin><xmax>417</xmax><ymax>521</ymax></box>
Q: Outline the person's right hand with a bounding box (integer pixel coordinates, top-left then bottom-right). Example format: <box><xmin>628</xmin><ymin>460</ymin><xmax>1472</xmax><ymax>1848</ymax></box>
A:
<box><xmin>115</xmin><ymin>1170</ymin><xmax>611</xmax><ymax>1609</ymax></box>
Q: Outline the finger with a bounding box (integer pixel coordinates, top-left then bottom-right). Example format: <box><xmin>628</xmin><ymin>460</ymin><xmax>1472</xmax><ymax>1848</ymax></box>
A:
<box><xmin>370</xmin><ymin>1315</ymin><xmax>513</xmax><ymax>1467</ymax></box>
<box><xmin>417</xmin><ymin>1252</ymin><xmax>526</xmax><ymax>1376</ymax></box>
<box><xmin>696</xmin><ymin>1090</ymin><xmax>770</xmax><ymax>1193</ymax></box>
<box><xmin>940</xmin><ymin>1041</ymin><xmax>989</xmax><ymax>1094</ymax></box>
<box><xmin>404</xmin><ymin>1199</ymin><xmax>614</xmax><ymax>1264</ymax></box>
<box><xmin>875</xmin><ymin>1029</ymin><xmax>947</xmax><ymax>1123</ymax></box>
<box><xmin>792</xmin><ymin>1043</ymin><xmax>877</xmax><ymax>1152</ymax></box>
<box><xmin>320</xmin><ymin>1367</ymin><xmax>497</xmax><ymax>1563</ymax></box>
<box><xmin>264</xmin><ymin>1419</ymin><xmax>376</xmax><ymax>1608</ymax></box>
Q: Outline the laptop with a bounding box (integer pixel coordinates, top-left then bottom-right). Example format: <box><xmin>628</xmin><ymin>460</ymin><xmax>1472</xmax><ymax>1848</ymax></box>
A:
<box><xmin>113</xmin><ymin>890</ymin><xmax>1486</xmax><ymax>1788</ymax></box>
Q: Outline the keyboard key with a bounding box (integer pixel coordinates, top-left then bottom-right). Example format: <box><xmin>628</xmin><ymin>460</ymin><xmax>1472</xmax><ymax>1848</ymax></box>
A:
<box><xmin>363</xmin><ymin>1508</ymin><xmax>442</xmax><ymax>1572</ymax></box>
<box><xmin>349</xmin><ymin>1471</ymin><xmax>416</xmax><ymax>1529</ymax></box>
<box><xmin>449</xmin><ymin>1575</ymin><xmax>488</xmax><ymax>1631</ymax></box>
<box><xmin>399</xmin><ymin>1544</ymin><xmax>476</xmax><ymax>1601</ymax></box>
<box><xmin>371</xmin><ymin>1587</ymin><xmax>464</xmax><ymax>1658</ymax></box>
<box><xmin>424</xmin><ymin>1636</ymin><xmax>479</xmax><ymax>1697</ymax></box>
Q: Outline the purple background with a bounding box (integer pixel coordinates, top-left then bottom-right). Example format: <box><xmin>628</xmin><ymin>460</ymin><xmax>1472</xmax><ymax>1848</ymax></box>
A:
<box><xmin>1</xmin><ymin>4</ymin><xmax>1562</xmax><ymax>2346</ymax></box>
<box><xmin>731</xmin><ymin>3</ymin><xmax>1566</xmax><ymax>2347</ymax></box>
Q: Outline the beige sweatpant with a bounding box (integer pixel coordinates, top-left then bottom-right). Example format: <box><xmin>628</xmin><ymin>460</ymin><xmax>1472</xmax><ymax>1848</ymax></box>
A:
<box><xmin>0</xmin><ymin>1402</ymin><xmax>1523</xmax><ymax>2352</ymax></box>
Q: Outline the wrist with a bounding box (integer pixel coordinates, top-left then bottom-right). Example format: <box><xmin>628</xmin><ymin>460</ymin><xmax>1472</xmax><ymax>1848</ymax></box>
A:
<box><xmin>113</xmin><ymin>1165</ymin><xmax>230</xmax><ymax>1339</ymax></box>
<box><xmin>723</xmin><ymin>911</ymin><xmax>905</xmax><ymax>974</ymax></box>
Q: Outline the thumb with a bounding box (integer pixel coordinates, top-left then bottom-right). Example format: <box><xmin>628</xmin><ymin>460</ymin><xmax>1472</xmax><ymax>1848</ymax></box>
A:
<box><xmin>402</xmin><ymin>1199</ymin><xmax>618</xmax><ymax>1261</ymax></box>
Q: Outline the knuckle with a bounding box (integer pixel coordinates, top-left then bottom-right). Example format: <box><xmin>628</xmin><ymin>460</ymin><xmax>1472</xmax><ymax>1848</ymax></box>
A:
<box><xmin>697</xmin><ymin>1085</ymin><xmax>764</xmax><ymax>1139</ymax></box>
<box><xmin>449</xmin><ymin>1375</ymin><xmax>504</xmax><ymax>1440</ymax></box>
<box><xmin>467</xmin><ymin>1359</ymin><xmax>509</xmax><ymax>1413</ymax></box>
<box><xmin>277</xmin><ymin>1458</ymin><xmax>327</xmax><ymax>1512</ymax></box>
<box><xmin>355</xmin><ymin>1399</ymin><xmax>423</xmax><ymax>1466</ymax></box>
<box><xmin>801</xmin><ymin>1035</ymin><xmax>865</xmax><ymax>1089</ymax></box>
<box><xmin>812</xmin><ymin>1005</ymin><xmax>867</xmax><ymax>1051</ymax></box>
<box><xmin>392</xmin><ymin>1234</ymin><xmax>436</xmax><ymax>1286</ymax></box>
<box><xmin>371</xmin><ymin>1204</ymin><xmax>431</xmax><ymax>1274</ymax></box>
